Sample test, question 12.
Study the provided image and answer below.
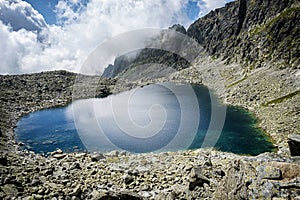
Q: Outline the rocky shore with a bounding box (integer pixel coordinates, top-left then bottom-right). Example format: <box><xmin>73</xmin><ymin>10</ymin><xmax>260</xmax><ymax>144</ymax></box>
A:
<box><xmin>173</xmin><ymin>57</ymin><xmax>300</xmax><ymax>155</ymax></box>
<box><xmin>1</xmin><ymin>147</ymin><xmax>300</xmax><ymax>200</ymax></box>
<box><xmin>0</xmin><ymin>59</ymin><xmax>299</xmax><ymax>199</ymax></box>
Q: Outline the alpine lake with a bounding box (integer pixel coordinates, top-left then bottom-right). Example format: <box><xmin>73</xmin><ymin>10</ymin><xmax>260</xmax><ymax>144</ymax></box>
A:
<box><xmin>15</xmin><ymin>82</ymin><xmax>275</xmax><ymax>155</ymax></box>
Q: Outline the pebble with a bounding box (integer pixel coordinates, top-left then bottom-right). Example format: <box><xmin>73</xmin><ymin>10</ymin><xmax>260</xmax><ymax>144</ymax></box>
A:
<box><xmin>53</xmin><ymin>154</ymin><xmax>67</xmax><ymax>159</ymax></box>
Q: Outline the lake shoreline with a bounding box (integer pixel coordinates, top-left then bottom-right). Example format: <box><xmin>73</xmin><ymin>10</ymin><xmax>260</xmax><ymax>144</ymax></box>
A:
<box><xmin>0</xmin><ymin>60</ymin><xmax>300</xmax><ymax>199</ymax></box>
<box><xmin>14</xmin><ymin>82</ymin><xmax>275</xmax><ymax>156</ymax></box>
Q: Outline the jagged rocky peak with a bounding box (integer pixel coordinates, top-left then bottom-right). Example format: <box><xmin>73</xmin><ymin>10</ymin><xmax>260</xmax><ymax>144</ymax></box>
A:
<box><xmin>169</xmin><ymin>24</ymin><xmax>187</xmax><ymax>34</ymax></box>
<box><xmin>102</xmin><ymin>25</ymin><xmax>190</xmax><ymax>79</ymax></box>
<box><xmin>187</xmin><ymin>0</ymin><xmax>299</xmax><ymax>69</ymax></box>
<box><xmin>103</xmin><ymin>0</ymin><xmax>299</xmax><ymax>79</ymax></box>
<box><xmin>186</xmin><ymin>0</ymin><xmax>246</xmax><ymax>53</ymax></box>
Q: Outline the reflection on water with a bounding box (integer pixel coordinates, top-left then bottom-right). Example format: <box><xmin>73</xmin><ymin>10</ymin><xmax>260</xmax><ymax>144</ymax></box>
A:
<box><xmin>15</xmin><ymin>82</ymin><xmax>275</xmax><ymax>155</ymax></box>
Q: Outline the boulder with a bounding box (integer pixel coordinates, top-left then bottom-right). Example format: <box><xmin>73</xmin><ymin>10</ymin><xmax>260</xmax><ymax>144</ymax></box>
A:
<box><xmin>70</xmin><ymin>162</ymin><xmax>81</xmax><ymax>170</ymax></box>
<box><xmin>0</xmin><ymin>155</ymin><xmax>8</xmax><ymax>166</ymax></box>
<box><xmin>1</xmin><ymin>184</ymin><xmax>18</xmax><ymax>195</ymax></box>
<box><xmin>189</xmin><ymin>167</ymin><xmax>210</xmax><ymax>190</ymax></box>
<box><xmin>51</xmin><ymin>149</ymin><xmax>63</xmax><ymax>156</ymax></box>
<box><xmin>122</xmin><ymin>174</ymin><xmax>134</xmax><ymax>185</ymax></box>
<box><xmin>74</xmin><ymin>153</ymin><xmax>86</xmax><ymax>158</ymax></box>
<box><xmin>288</xmin><ymin>134</ymin><xmax>300</xmax><ymax>156</ymax></box>
<box><xmin>91</xmin><ymin>153</ymin><xmax>105</xmax><ymax>161</ymax></box>
<box><xmin>53</xmin><ymin>153</ymin><xmax>66</xmax><ymax>159</ymax></box>
<box><xmin>269</xmin><ymin>162</ymin><xmax>300</xmax><ymax>181</ymax></box>
<box><xmin>107</xmin><ymin>150</ymin><xmax>119</xmax><ymax>157</ymax></box>
<box><xmin>257</xmin><ymin>165</ymin><xmax>282</xmax><ymax>180</ymax></box>
<box><xmin>70</xmin><ymin>185</ymin><xmax>82</xmax><ymax>197</ymax></box>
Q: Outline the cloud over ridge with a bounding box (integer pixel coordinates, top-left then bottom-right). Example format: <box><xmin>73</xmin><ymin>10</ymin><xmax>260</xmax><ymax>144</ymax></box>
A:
<box><xmin>0</xmin><ymin>0</ymin><xmax>230</xmax><ymax>74</ymax></box>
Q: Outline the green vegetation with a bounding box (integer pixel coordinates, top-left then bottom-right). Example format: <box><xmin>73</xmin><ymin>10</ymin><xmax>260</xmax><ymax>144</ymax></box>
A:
<box><xmin>106</xmin><ymin>156</ymin><xmax>120</xmax><ymax>163</ymax></box>
<box><xmin>250</xmin><ymin>6</ymin><xmax>300</xmax><ymax>36</ymax></box>
<box><xmin>266</xmin><ymin>6</ymin><xmax>300</xmax><ymax>29</ymax></box>
<box><xmin>262</xmin><ymin>90</ymin><xmax>300</xmax><ymax>106</ymax></box>
<box><xmin>226</xmin><ymin>76</ymin><xmax>248</xmax><ymax>88</ymax></box>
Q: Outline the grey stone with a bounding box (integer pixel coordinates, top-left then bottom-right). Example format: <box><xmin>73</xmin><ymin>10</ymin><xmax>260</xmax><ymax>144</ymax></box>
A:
<box><xmin>119</xmin><ymin>151</ymin><xmax>127</xmax><ymax>156</ymax></box>
<box><xmin>257</xmin><ymin>165</ymin><xmax>282</xmax><ymax>180</ymax></box>
<box><xmin>23</xmin><ymin>196</ymin><xmax>35</xmax><ymax>200</ymax></box>
<box><xmin>1</xmin><ymin>184</ymin><xmax>18</xmax><ymax>195</ymax></box>
<box><xmin>189</xmin><ymin>167</ymin><xmax>210</xmax><ymax>190</ymax></box>
<box><xmin>107</xmin><ymin>150</ymin><xmax>119</xmax><ymax>157</ymax></box>
<box><xmin>18</xmin><ymin>142</ymin><xmax>24</xmax><ymax>146</ymax></box>
<box><xmin>70</xmin><ymin>185</ymin><xmax>82</xmax><ymax>197</ymax></box>
<box><xmin>216</xmin><ymin>169</ymin><xmax>226</xmax><ymax>177</ymax></box>
<box><xmin>135</xmin><ymin>166</ymin><xmax>150</xmax><ymax>174</ymax></box>
<box><xmin>31</xmin><ymin>179</ymin><xmax>41</xmax><ymax>186</ymax></box>
<box><xmin>91</xmin><ymin>153</ymin><xmax>105</xmax><ymax>161</ymax></box>
<box><xmin>53</xmin><ymin>153</ymin><xmax>66</xmax><ymax>159</ymax></box>
<box><xmin>70</xmin><ymin>162</ymin><xmax>81</xmax><ymax>170</ymax></box>
<box><xmin>74</xmin><ymin>153</ymin><xmax>86</xmax><ymax>158</ymax></box>
<box><xmin>0</xmin><ymin>155</ymin><xmax>8</xmax><ymax>166</ymax></box>
<box><xmin>288</xmin><ymin>134</ymin><xmax>300</xmax><ymax>156</ymax></box>
<box><xmin>51</xmin><ymin>149</ymin><xmax>63</xmax><ymax>156</ymax></box>
<box><xmin>123</xmin><ymin>174</ymin><xmax>134</xmax><ymax>185</ymax></box>
<box><xmin>277</xmin><ymin>178</ymin><xmax>300</xmax><ymax>189</ymax></box>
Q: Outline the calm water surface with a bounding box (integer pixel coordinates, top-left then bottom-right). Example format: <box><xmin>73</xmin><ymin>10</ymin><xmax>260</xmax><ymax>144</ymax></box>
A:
<box><xmin>15</xmin><ymin>83</ymin><xmax>275</xmax><ymax>155</ymax></box>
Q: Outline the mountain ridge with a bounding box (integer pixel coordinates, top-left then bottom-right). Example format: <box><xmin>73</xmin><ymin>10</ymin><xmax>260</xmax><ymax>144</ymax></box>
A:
<box><xmin>103</xmin><ymin>0</ymin><xmax>299</xmax><ymax>78</ymax></box>
<box><xmin>188</xmin><ymin>0</ymin><xmax>299</xmax><ymax>69</ymax></box>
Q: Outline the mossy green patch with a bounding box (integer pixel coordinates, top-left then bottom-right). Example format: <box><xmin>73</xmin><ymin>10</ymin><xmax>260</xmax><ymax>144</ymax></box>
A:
<box><xmin>265</xmin><ymin>6</ymin><xmax>300</xmax><ymax>29</ymax></box>
<box><xmin>226</xmin><ymin>76</ymin><xmax>248</xmax><ymax>88</ymax></box>
<box><xmin>106</xmin><ymin>157</ymin><xmax>120</xmax><ymax>163</ymax></box>
<box><xmin>262</xmin><ymin>90</ymin><xmax>300</xmax><ymax>106</ymax></box>
<box><xmin>249</xmin><ymin>6</ymin><xmax>300</xmax><ymax>37</ymax></box>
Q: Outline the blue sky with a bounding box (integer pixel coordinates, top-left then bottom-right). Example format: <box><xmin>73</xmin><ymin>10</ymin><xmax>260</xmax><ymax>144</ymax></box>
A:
<box><xmin>186</xmin><ymin>1</ymin><xmax>200</xmax><ymax>21</ymax></box>
<box><xmin>23</xmin><ymin>0</ymin><xmax>207</xmax><ymax>25</ymax></box>
<box><xmin>23</xmin><ymin>0</ymin><xmax>58</xmax><ymax>24</ymax></box>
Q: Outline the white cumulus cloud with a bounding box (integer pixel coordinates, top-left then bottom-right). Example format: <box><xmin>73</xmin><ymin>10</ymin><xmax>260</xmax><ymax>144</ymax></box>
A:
<box><xmin>0</xmin><ymin>20</ymin><xmax>45</xmax><ymax>74</ymax></box>
<box><xmin>0</xmin><ymin>0</ymin><xmax>47</xmax><ymax>31</ymax></box>
<box><xmin>0</xmin><ymin>0</ymin><xmax>232</xmax><ymax>75</ymax></box>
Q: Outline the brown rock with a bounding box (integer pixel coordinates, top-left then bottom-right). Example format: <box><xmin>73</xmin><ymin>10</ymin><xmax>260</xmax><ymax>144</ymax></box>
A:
<box><xmin>269</xmin><ymin>162</ymin><xmax>300</xmax><ymax>181</ymax></box>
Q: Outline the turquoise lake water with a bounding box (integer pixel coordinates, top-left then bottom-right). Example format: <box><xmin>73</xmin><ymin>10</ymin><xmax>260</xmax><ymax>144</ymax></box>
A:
<box><xmin>15</xmin><ymin>83</ymin><xmax>275</xmax><ymax>155</ymax></box>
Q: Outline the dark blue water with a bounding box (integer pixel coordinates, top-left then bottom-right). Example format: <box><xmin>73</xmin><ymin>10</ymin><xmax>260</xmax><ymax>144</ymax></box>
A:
<box><xmin>15</xmin><ymin>83</ymin><xmax>275</xmax><ymax>155</ymax></box>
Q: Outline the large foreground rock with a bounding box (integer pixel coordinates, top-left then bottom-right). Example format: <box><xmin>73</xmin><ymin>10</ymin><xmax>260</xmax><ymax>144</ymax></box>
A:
<box><xmin>288</xmin><ymin>134</ymin><xmax>300</xmax><ymax>156</ymax></box>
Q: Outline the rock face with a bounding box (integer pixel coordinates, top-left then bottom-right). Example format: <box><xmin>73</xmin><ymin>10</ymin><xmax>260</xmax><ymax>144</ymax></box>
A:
<box><xmin>288</xmin><ymin>134</ymin><xmax>300</xmax><ymax>156</ymax></box>
<box><xmin>103</xmin><ymin>0</ymin><xmax>299</xmax><ymax>79</ymax></box>
<box><xmin>187</xmin><ymin>0</ymin><xmax>300</xmax><ymax>69</ymax></box>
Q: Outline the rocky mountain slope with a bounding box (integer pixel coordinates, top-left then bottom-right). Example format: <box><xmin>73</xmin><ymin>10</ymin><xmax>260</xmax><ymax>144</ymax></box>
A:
<box><xmin>103</xmin><ymin>0</ymin><xmax>299</xmax><ymax>78</ymax></box>
<box><xmin>188</xmin><ymin>0</ymin><xmax>300</xmax><ymax>69</ymax></box>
